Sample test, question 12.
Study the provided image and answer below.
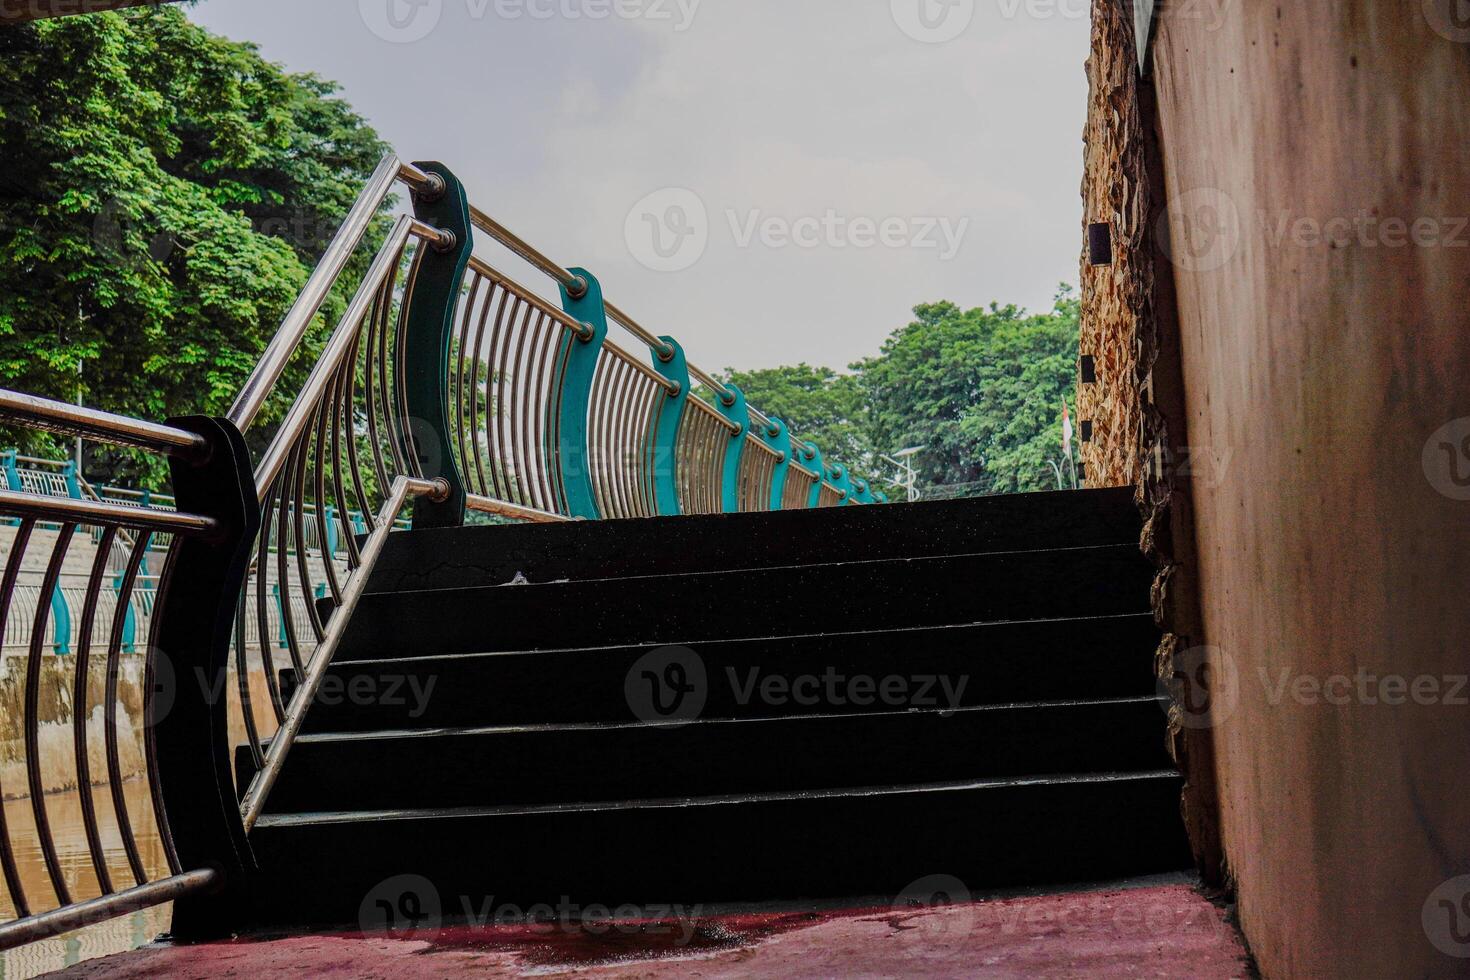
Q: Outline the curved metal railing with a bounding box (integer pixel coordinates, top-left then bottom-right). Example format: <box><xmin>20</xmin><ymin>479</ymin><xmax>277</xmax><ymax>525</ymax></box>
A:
<box><xmin>0</xmin><ymin>150</ymin><xmax>887</xmax><ymax>951</ymax></box>
<box><xmin>0</xmin><ymin>394</ymin><xmax>222</xmax><ymax>949</ymax></box>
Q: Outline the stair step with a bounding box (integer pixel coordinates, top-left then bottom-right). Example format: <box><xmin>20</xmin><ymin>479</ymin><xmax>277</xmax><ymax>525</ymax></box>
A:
<box><xmin>287</xmin><ymin>613</ymin><xmax>1162</xmax><ymax>732</ymax></box>
<box><xmin>365</xmin><ymin>488</ymin><xmax>1142</xmax><ymax>592</ymax></box>
<box><xmin>242</xmin><ymin>771</ymin><xmax>1192</xmax><ymax>930</ymax></box>
<box><xmin>240</xmin><ymin>696</ymin><xmax>1171</xmax><ymax>815</ymax></box>
<box><xmin>336</xmin><ymin>544</ymin><xmax>1154</xmax><ymax>660</ymax></box>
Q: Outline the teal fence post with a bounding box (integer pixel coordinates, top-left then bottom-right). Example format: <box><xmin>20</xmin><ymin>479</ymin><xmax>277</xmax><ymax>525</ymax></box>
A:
<box><xmin>62</xmin><ymin>460</ymin><xmax>80</xmax><ymax>499</ymax></box>
<box><xmin>556</xmin><ymin>268</ymin><xmax>610</xmax><ymax>519</ymax></box>
<box><xmin>324</xmin><ymin>505</ymin><xmax>339</xmax><ymax>556</ymax></box>
<box><xmin>758</xmin><ymin>418</ymin><xmax>793</xmax><ymax>510</ymax></box>
<box><xmin>272</xmin><ymin>584</ymin><xmax>286</xmax><ymax>649</ymax></box>
<box><xmin>1</xmin><ymin>451</ymin><xmax>17</xmax><ymax>526</ymax></box>
<box><xmin>647</xmin><ymin>336</ymin><xmax>690</xmax><ymax>516</ymax></box>
<box><xmin>827</xmin><ymin>463</ymin><xmax>854</xmax><ymax>506</ymax></box>
<box><xmin>713</xmin><ymin>383</ymin><xmax>749</xmax><ymax>513</ymax></box>
<box><xmin>852</xmin><ymin>477</ymin><xmax>875</xmax><ymax>505</ymax></box>
<box><xmin>400</xmin><ymin>161</ymin><xmax>473</xmax><ymax>530</ymax></box>
<box><xmin>49</xmin><ymin>586</ymin><xmax>70</xmax><ymax>655</ymax></box>
<box><xmin>875</xmin><ymin>490</ymin><xmax>890</xmax><ymax>503</ymax></box>
<box><xmin>799</xmin><ymin>442</ymin><xmax>825</xmax><ymax>509</ymax></box>
<box><xmin>113</xmin><ymin>566</ymin><xmax>137</xmax><ymax>654</ymax></box>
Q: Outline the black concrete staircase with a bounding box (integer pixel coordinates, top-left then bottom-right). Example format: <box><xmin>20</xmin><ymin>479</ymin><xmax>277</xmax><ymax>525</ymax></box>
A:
<box><xmin>238</xmin><ymin>488</ymin><xmax>1191</xmax><ymax>929</ymax></box>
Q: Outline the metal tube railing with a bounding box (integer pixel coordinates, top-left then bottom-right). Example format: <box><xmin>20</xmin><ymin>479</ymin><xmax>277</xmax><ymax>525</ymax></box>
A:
<box><xmin>0</xmin><ymin>869</ymin><xmax>221</xmax><ymax>952</ymax></box>
<box><xmin>0</xmin><ymin>390</ymin><xmax>208</xmax><ymax>459</ymax></box>
<box><xmin>253</xmin><ymin>213</ymin><xmax>423</xmax><ymax>493</ymax></box>
<box><xmin>0</xmin><ymin>488</ymin><xmax>216</xmax><ymax>536</ymax></box>
<box><xmin>229</xmin><ymin>154</ymin><xmax>447</xmax><ymax>433</ymax></box>
<box><xmin>239</xmin><ymin>475</ymin><xmax>449</xmax><ymax>833</ymax></box>
<box><xmin>466</xmin><ymin>209</ymin><xmax>781</xmax><ymax>435</ymax></box>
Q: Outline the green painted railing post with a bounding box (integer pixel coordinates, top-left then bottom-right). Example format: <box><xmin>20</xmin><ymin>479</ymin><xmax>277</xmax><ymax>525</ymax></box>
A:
<box><xmin>61</xmin><ymin>460</ymin><xmax>80</xmax><ymax>499</ymax></box>
<box><xmin>400</xmin><ymin>161</ymin><xmax>472</xmax><ymax>529</ymax></box>
<box><xmin>648</xmin><ymin>336</ymin><xmax>690</xmax><ymax>516</ymax></box>
<box><xmin>556</xmin><ymin>268</ymin><xmax>610</xmax><ymax>519</ymax></box>
<box><xmin>799</xmin><ymin>442</ymin><xmax>825</xmax><ymax>509</ymax></box>
<box><xmin>758</xmin><ymin>418</ymin><xmax>793</xmax><ymax>510</ymax></box>
<box><xmin>49</xmin><ymin>586</ymin><xmax>70</xmax><ymax>655</ymax></box>
<box><xmin>852</xmin><ymin>477</ymin><xmax>875</xmax><ymax>505</ymax></box>
<box><xmin>828</xmin><ymin>463</ymin><xmax>854</xmax><ymax>506</ymax></box>
<box><xmin>714</xmin><ymin>383</ymin><xmax>749</xmax><ymax>513</ymax></box>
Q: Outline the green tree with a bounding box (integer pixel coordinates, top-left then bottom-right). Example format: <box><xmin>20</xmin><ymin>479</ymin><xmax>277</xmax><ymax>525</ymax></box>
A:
<box><xmin>719</xmin><ymin>364</ymin><xmax>876</xmax><ymax>468</ymax></box>
<box><xmin>856</xmin><ymin>286</ymin><xmax>1079</xmax><ymax>494</ymax></box>
<box><xmin>0</xmin><ymin>7</ymin><xmax>388</xmax><ymax>484</ymax></box>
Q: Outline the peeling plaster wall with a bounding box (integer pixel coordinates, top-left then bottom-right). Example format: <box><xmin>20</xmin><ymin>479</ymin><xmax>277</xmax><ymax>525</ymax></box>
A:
<box><xmin>1145</xmin><ymin>2</ymin><xmax>1470</xmax><ymax>977</ymax></box>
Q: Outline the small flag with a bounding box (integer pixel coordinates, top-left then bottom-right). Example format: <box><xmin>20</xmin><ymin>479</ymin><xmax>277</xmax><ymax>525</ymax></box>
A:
<box><xmin>1061</xmin><ymin>399</ymin><xmax>1073</xmax><ymax>458</ymax></box>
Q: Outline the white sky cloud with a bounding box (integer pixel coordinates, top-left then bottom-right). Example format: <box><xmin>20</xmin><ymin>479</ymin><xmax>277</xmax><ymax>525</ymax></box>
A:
<box><xmin>191</xmin><ymin>0</ymin><xmax>1090</xmax><ymax>373</ymax></box>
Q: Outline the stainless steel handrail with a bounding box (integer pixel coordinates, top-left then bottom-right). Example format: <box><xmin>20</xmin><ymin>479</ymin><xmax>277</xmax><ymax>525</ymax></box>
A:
<box><xmin>253</xmin><ymin>213</ymin><xmax>424</xmax><ymax>493</ymax></box>
<box><xmin>466</xmin><ymin>493</ymin><xmax>572</xmax><ymax>524</ymax></box>
<box><xmin>0</xmin><ymin>488</ymin><xmax>216</xmax><ymax>536</ymax></box>
<box><xmin>239</xmin><ymin>475</ymin><xmax>449</xmax><ymax>832</ymax></box>
<box><xmin>465</xmin><ymin>209</ymin><xmax>781</xmax><ymax>432</ymax></box>
<box><xmin>0</xmin><ymin>390</ymin><xmax>208</xmax><ymax>459</ymax></box>
<box><xmin>0</xmin><ymin>870</ymin><xmax>221</xmax><ymax>952</ymax></box>
<box><xmin>229</xmin><ymin>154</ymin><xmax>447</xmax><ymax>433</ymax></box>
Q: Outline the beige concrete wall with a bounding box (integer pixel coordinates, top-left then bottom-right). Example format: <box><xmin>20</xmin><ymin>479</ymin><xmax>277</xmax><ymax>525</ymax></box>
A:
<box><xmin>1148</xmin><ymin>2</ymin><xmax>1470</xmax><ymax>976</ymax></box>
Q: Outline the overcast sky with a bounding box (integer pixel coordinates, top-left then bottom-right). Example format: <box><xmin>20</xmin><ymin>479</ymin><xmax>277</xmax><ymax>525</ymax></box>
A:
<box><xmin>191</xmin><ymin>0</ymin><xmax>1091</xmax><ymax>374</ymax></box>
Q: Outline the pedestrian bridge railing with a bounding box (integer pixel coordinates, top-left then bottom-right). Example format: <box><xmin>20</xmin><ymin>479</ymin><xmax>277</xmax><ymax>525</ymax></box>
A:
<box><xmin>0</xmin><ymin>151</ymin><xmax>884</xmax><ymax>950</ymax></box>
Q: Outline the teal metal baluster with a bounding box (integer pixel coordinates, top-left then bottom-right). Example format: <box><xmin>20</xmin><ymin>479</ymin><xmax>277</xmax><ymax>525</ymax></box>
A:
<box><xmin>647</xmin><ymin>336</ymin><xmax>690</xmax><ymax>516</ymax></box>
<box><xmin>761</xmin><ymin>418</ymin><xmax>793</xmax><ymax>511</ymax></box>
<box><xmin>828</xmin><ymin>463</ymin><xmax>854</xmax><ymax>506</ymax></box>
<box><xmin>714</xmin><ymin>383</ymin><xmax>749</xmax><ymax>513</ymax></box>
<box><xmin>556</xmin><ymin>268</ymin><xmax>610</xmax><ymax>519</ymax></box>
<box><xmin>852</xmin><ymin>477</ymin><xmax>875</xmax><ymax>505</ymax></box>
<box><xmin>400</xmin><ymin>161</ymin><xmax>473</xmax><ymax>529</ymax></box>
<box><xmin>800</xmin><ymin>442</ymin><xmax>825</xmax><ymax>509</ymax></box>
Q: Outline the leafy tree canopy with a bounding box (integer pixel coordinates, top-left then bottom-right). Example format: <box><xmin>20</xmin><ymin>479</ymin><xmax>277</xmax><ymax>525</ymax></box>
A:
<box><xmin>856</xmin><ymin>286</ymin><xmax>1080</xmax><ymax>495</ymax></box>
<box><xmin>716</xmin><ymin>287</ymin><xmax>1080</xmax><ymax>497</ymax></box>
<box><xmin>718</xmin><ymin>364</ymin><xmax>872</xmax><ymax>467</ymax></box>
<box><xmin>0</xmin><ymin>6</ymin><xmax>388</xmax><ymax>484</ymax></box>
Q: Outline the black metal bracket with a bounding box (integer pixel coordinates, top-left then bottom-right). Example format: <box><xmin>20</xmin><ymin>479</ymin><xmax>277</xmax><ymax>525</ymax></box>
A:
<box><xmin>150</xmin><ymin>416</ymin><xmax>261</xmax><ymax>940</ymax></box>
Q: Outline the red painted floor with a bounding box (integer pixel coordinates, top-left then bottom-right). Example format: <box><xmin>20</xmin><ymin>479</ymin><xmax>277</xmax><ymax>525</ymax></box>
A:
<box><xmin>52</xmin><ymin>879</ymin><xmax>1251</xmax><ymax>978</ymax></box>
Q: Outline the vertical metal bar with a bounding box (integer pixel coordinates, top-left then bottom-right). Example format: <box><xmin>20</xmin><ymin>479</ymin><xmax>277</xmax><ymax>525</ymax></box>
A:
<box><xmin>26</xmin><ymin>523</ymin><xmax>76</xmax><ymax>906</ymax></box>
<box><xmin>72</xmin><ymin>525</ymin><xmax>117</xmax><ymax>897</ymax></box>
<box><xmin>0</xmin><ymin>519</ymin><xmax>35</xmax><ymax>916</ymax></box>
<box><xmin>104</xmin><ymin>533</ymin><xmax>150</xmax><ymax>887</ymax></box>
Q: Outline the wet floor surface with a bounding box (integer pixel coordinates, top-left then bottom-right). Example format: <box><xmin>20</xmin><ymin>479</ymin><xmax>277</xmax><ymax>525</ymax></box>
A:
<box><xmin>46</xmin><ymin>877</ymin><xmax>1253</xmax><ymax>978</ymax></box>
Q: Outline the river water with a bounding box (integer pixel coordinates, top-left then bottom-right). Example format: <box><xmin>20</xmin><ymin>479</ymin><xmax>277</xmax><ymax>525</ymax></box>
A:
<box><xmin>0</xmin><ymin>781</ymin><xmax>171</xmax><ymax>979</ymax></box>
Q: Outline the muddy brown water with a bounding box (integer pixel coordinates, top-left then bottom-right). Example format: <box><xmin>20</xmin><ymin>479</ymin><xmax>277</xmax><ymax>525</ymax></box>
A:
<box><xmin>0</xmin><ymin>780</ymin><xmax>171</xmax><ymax>979</ymax></box>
